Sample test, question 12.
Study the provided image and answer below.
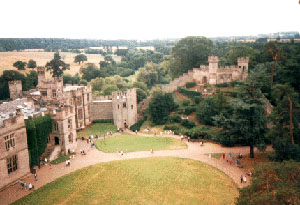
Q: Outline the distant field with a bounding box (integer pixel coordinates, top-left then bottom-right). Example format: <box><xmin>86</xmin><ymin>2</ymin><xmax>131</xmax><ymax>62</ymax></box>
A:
<box><xmin>0</xmin><ymin>51</ymin><xmax>122</xmax><ymax>77</ymax></box>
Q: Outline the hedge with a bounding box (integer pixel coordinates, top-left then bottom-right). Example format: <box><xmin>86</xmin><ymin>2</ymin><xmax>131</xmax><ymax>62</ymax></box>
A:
<box><xmin>186</xmin><ymin>82</ymin><xmax>196</xmax><ymax>88</ymax></box>
<box><xmin>178</xmin><ymin>86</ymin><xmax>202</xmax><ymax>99</ymax></box>
<box><xmin>193</xmin><ymin>96</ymin><xmax>202</xmax><ymax>104</ymax></box>
<box><xmin>92</xmin><ymin>119</ymin><xmax>114</xmax><ymax>123</ymax></box>
<box><xmin>130</xmin><ymin>116</ymin><xmax>147</xmax><ymax>131</ymax></box>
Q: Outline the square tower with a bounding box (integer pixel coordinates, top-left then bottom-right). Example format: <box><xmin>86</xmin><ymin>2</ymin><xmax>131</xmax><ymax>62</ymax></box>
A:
<box><xmin>8</xmin><ymin>80</ymin><xmax>22</xmax><ymax>100</ymax></box>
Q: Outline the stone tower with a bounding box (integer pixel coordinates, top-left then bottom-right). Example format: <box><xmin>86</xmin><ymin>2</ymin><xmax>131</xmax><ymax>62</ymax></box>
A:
<box><xmin>237</xmin><ymin>57</ymin><xmax>250</xmax><ymax>80</ymax></box>
<box><xmin>8</xmin><ymin>80</ymin><xmax>22</xmax><ymax>99</ymax></box>
<box><xmin>37</xmin><ymin>66</ymin><xmax>46</xmax><ymax>86</ymax></box>
<box><xmin>112</xmin><ymin>89</ymin><xmax>138</xmax><ymax>129</ymax></box>
<box><xmin>208</xmin><ymin>56</ymin><xmax>219</xmax><ymax>84</ymax></box>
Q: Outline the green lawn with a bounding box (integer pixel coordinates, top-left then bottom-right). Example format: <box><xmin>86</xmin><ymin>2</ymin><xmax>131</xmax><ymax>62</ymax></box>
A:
<box><xmin>77</xmin><ymin>123</ymin><xmax>117</xmax><ymax>139</ymax></box>
<box><xmin>95</xmin><ymin>133</ymin><xmax>187</xmax><ymax>153</ymax></box>
<box><xmin>13</xmin><ymin>157</ymin><xmax>238</xmax><ymax>205</ymax></box>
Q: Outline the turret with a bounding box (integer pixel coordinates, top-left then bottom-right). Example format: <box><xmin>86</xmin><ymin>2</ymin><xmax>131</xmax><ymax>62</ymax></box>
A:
<box><xmin>208</xmin><ymin>56</ymin><xmax>219</xmax><ymax>74</ymax></box>
<box><xmin>37</xmin><ymin>66</ymin><xmax>46</xmax><ymax>86</ymax></box>
<box><xmin>237</xmin><ymin>57</ymin><xmax>249</xmax><ymax>73</ymax></box>
<box><xmin>8</xmin><ymin>80</ymin><xmax>22</xmax><ymax>100</ymax></box>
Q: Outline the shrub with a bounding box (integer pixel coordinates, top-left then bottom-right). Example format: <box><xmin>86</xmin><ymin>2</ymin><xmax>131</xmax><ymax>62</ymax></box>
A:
<box><xmin>223</xmin><ymin>90</ymin><xmax>238</xmax><ymax>98</ymax></box>
<box><xmin>164</xmin><ymin>124</ymin><xmax>180</xmax><ymax>131</ymax></box>
<box><xmin>216</xmin><ymin>82</ymin><xmax>229</xmax><ymax>88</ymax></box>
<box><xmin>196</xmin><ymin>97</ymin><xmax>217</xmax><ymax>125</ymax></box>
<box><xmin>193</xmin><ymin>96</ymin><xmax>201</xmax><ymax>104</ymax></box>
<box><xmin>168</xmin><ymin>114</ymin><xmax>182</xmax><ymax>123</ymax></box>
<box><xmin>180</xmin><ymin>119</ymin><xmax>195</xmax><ymax>129</ymax></box>
<box><xmin>271</xmin><ymin>138</ymin><xmax>300</xmax><ymax>162</ymax></box>
<box><xmin>184</xmin><ymin>106</ymin><xmax>196</xmax><ymax>115</ymax></box>
<box><xmin>186</xmin><ymin>81</ymin><xmax>196</xmax><ymax>88</ymax></box>
<box><xmin>130</xmin><ymin>116</ymin><xmax>147</xmax><ymax>131</ymax></box>
<box><xmin>92</xmin><ymin>119</ymin><xmax>114</xmax><ymax>123</ymax></box>
<box><xmin>182</xmin><ymin>99</ymin><xmax>190</xmax><ymax>106</ymax></box>
<box><xmin>178</xmin><ymin>87</ymin><xmax>202</xmax><ymax>99</ymax></box>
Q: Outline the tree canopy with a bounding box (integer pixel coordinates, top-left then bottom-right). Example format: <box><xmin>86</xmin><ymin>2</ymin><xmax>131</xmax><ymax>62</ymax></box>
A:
<box><xmin>13</xmin><ymin>61</ymin><xmax>27</xmax><ymax>70</ymax></box>
<box><xmin>74</xmin><ymin>54</ymin><xmax>87</xmax><ymax>64</ymax></box>
<box><xmin>27</xmin><ymin>59</ymin><xmax>37</xmax><ymax>68</ymax></box>
<box><xmin>45</xmin><ymin>52</ymin><xmax>70</xmax><ymax>77</ymax></box>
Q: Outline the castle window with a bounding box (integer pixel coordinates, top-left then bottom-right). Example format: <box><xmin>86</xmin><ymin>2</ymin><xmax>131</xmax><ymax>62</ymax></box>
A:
<box><xmin>54</xmin><ymin>122</ymin><xmax>59</xmax><ymax>132</ymax></box>
<box><xmin>68</xmin><ymin>119</ymin><xmax>72</xmax><ymax>129</ymax></box>
<box><xmin>41</xmin><ymin>91</ymin><xmax>47</xmax><ymax>96</ymax></box>
<box><xmin>7</xmin><ymin>155</ymin><xmax>18</xmax><ymax>174</ymax></box>
<box><xmin>123</xmin><ymin>103</ymin><xmax>126</xmax><ymax>108</ymax></box>
<box><xmin>4</xmin><ymin>133</ymin><xmax>15</xmax><ymax>151</ymax></box>
<box><xmin>52</xmin><ymin>90</ymin><xmax>57</xmax><ymax>98</ymax></box>
<box><xmin>87</xmin><ymin>94</ymin><xmax>90</xmax><ymax>102</ymax></box>
<box><xmin>118</xmin><ymin>105</ymin><xmax>119</xmax><ymax>109</ymax></box>
<box><xmin>131</xmin><ymin>105</ymin><xmax>133</xmax><ymax>109</ymax></box>
<box><xmin>78</xmin><ymin>109</ymin><xmax>83</xmax><ymax>120</ymax></box>
<box><xmin>68</xmin><ymin>133</ymin><xmax>73</xmax><ymax>143</ymax></box>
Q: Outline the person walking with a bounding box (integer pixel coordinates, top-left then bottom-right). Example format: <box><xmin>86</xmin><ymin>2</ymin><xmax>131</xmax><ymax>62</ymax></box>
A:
<box><xmin>188</xmin><ymin>137</ymin><xmax>190</xmax><ymax>142</ymax></box>
<box><xmin>243</xmin><ymin>176</ymin><xmax>247</xmax><ymax>184</ymax></box>
<box><xmin>34</xmin><ymin>173</ymin><xmax>38</xmax><ymax>181</ymax></box>
<box><xmin>240</xmin><ymin>175</ymin><xmax>243</xmax><ymax>184</ymax></box>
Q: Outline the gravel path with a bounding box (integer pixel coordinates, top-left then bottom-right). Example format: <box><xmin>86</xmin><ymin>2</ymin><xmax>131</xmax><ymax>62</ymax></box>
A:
<box><xmin>0</xmin><ymin>131</ymin><xmax>270</xmax><ymax>205</ymax></box>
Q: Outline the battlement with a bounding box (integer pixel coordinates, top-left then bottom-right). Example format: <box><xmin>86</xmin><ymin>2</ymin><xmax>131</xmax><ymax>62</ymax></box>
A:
<box><xmin>208</xmin><ymin>56</ymin><xmax>219</xmax><ymax>63</ymax></box>
<box><xmin>40</xmin><ymin>77</ymin><xmax>63</xmax><ymax>84</ymax></box>
<box><xmin>0</xmin><ymin>110</ymin><xmax>23</xmax><ymax>129</ymax></box>
<box><xmin>112</xmin><ymin>88</ymin><xmax>137</xmax><ymax>99</ymax></box>
<box><xmin>237</xmin><ymin>57</ymin><xmax>249</xmax><ymax>63</ymax></box>
<box><xmin>8</xmin><ymin>80</ymin><xmax>22</xmax><ymax>85</ymax></box>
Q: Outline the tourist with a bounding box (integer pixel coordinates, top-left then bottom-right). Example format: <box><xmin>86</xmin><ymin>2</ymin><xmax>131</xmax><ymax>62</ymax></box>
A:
<box><xmin>44</xmin><ymin>158</ymin><xmax>48</xmax><ymax>165</ymax></box>
<box><xmin>209</xmin><ymin>153</ymin><xmax>211</xmax><ymax>159</ymax></box>
<box><xmin>28</xmin><ymin>183</ymin><xmax>33</xmax><ymax>190</ymax></box>
<box><xmin>150</xmin><ymin>148</ymin><xmax>153</xmax><ymax>154</ymax></box>
<box><xmin>188</xmin><ymin>137</ymin><xmax>190</xmax><ymax>142</ymax></box>
<box><xmin>248</xmin><ymin>171</ymin><xmax>253</xmax><ymax>176</ymax></box>
<box><xmin>66</xmin><ymin>160</ymin><xmax>68</xmax><ymax>167</ymax></box>
<box><xmin>180</xmin><ymin>135</ymin><xmax>183</xmax><ymax>141</ymax></box>
<box><xmin>222</xmin><ymin>154</ymin><xmax>225</xmax><ymax>159</ymax></box>
<box><xmin>243</xmin><ymin>176</ymin><xmax>247</xmax><ymax>183</ymax></box>
<box><xmin>24</xmin><ymin>182</ymin><xmax>27</xmax><ymax>190</ymax></box>
<box><xmin>240</xmin><ymin>175</ymin><xmax>243</xmax><ymax>183</ymax></box>
<box><xmin>110</xmin><ymin>131</ymin><xmax>112</xmax><ymax>135</ymax></box>
<box><xmin>34</xmin><ymin>173</ymin><xmax>38</xmax><ymax>181</ymax></box>
<box><xmin>95</xmin><ymin>135</ymin><xmax>98</xmax><ymax>140</ymax></box>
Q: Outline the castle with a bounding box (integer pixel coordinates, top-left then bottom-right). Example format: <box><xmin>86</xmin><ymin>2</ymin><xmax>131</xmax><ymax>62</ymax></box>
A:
<box><xmin>0</xmin><ymin>68</ymin><xmax>138</xmax><ymax>190</ymax></box>
<box><xmin>0</xmin><ymin>55</ymin><xmax>248</xmax><ymax>190</ymax></box>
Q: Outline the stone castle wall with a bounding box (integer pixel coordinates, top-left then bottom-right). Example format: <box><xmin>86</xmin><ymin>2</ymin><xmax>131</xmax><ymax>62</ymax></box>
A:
<box><xmin>90</xmin><ymin>101</ymin><xmax>113</xmax><ymax>121</ymax></box>
<box><xmin>0</xmin><ymin>113</ymin><xmax>30</xmax><ymax>190</ymax></box>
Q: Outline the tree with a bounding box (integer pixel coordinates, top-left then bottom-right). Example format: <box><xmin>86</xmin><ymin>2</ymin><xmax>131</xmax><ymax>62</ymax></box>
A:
<box><xmin>214</xmin><ymin>82</ymin><xmax>267</xmax><ymax>158</ymax></box>
<box><xmin>45</xmin><ymin>52</ymin><xmax>70</xmax><ymax>77</ymax></box>
<box><xmin>74</xmin><ymin>54</ymin><xmax>87</xmax><ymax>64</ymax></box>
<box><xmin>225</xmin><ymin>45</ymin><xmax>256</xmax><ymax>69</ymax></box>
<box><xmin>196</xmin><ymin>97</ymin><xmax>217</xmax><ymax>125</ymax></box>
<box><xmin>236</xmin><ymin>161</ymin><xmax>300</xmax><ymax>205</ymax></box>
<box><xmin>80</xmin><ymin>63</ymin><xmax>102</xmax><ymax>81</ymax></box>
<box><xmin>102</xmin><ymin>84</ymin><xmax>118</xmax><ymax>95</ymax></box>
<box><xmin>170</xmin><ymin>36</ymin><xmax>213</xmax><ymax>77</ymax></box>
<box><xmin>13</xmin><ymin>61</ymin><xmax>27</xmax><ymax>70</ymax></box>
<box><xmin>27</xmin><ymin>59</ymin><xmax>37</xmax><ymax>69</ymax></box>
<box><xmin>25</xmin><ymin>70</ymin><xmax>38</xmax><ymax>90</ymax></box>
<box><xmin>136</xmin><ymin>63</ymin><xmax>158</xmax><ymax>87</ymax></box>
<box><xmin>149</xmin><ymin>92</ymin><xmax>176</xmax><ymax>125</ymax></box>
<box><xmin>266</xmin><ymin>43</ymin><xmax>284</xmax><ymax>88</ymax></box>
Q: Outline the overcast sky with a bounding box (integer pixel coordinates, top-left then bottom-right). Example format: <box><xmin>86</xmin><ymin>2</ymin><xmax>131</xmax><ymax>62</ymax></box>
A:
<box><xmin>0</xmin><ymin>0</ymin><xmax>299</xmax><ymax>40</ymax></box>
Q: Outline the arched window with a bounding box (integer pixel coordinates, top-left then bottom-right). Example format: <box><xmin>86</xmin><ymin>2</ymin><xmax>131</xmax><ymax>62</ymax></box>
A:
<box><xmin>54</xmin><ymin>122</ymin><xmax>59</xmax><ymax>132</ymax></box>
<box><xmin>131</xmin><ymin>105</ymin><xmax>133</xmax><ymax>109</ymax></box>
<box><xmin>123</xmin><ymin>103</ymin><xmax>126</xmax><ymax>108</ymax></box>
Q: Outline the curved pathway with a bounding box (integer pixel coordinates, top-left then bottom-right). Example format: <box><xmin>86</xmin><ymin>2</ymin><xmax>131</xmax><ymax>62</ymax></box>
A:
<box><xmin>0</xmin><ymin>131</ymin><xmax>271</xmax><ymax>205</ymax></box>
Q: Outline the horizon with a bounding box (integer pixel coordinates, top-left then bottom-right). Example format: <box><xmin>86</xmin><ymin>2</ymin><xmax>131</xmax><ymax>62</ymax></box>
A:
<box><xmin>0</xmin><ymin>0</ymin><xmax>299</xmax><ymax>40</ymax></box>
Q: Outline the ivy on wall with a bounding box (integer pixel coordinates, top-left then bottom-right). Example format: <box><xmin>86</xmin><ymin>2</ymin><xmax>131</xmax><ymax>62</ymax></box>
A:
<box><xmin>25</xmin><ymin>114</ymin><xmax>53</xmax><ymax>167</ymax></box>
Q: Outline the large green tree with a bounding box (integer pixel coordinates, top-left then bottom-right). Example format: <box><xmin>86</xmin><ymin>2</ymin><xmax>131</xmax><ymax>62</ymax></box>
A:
<box><xmin>74</xmin><ymin>54</ymin><xmax>87</xmax><ymax>64</ymax></box>
<box><xmin>170</xmin><ymin>36</ymin><xmax>213</xmax><ymax>77</ymax></box>
<box><xmin>149</xmin><ymin>92</ymin><xmax>176</xmax><ymax>125</ymax></box>
<box><xmin>27</xmin><ymin>59</ymin><xmax>37</xmax><ymax>69</ymax></box>
<box><xmin>13</xmin><ymin>61</ymin><xmax>27</xmax><ymax>70</ymax></box>
<box><xmin>45</xmin><ymin>52</ymin><xmax>70</xmax><ymax>77</ymax></box>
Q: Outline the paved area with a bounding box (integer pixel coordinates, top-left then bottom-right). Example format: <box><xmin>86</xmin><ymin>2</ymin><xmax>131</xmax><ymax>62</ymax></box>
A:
<box><xmin>0</xmin><ymin>131</ymin><xmax>271</xmax><ymax>205</ymax></box>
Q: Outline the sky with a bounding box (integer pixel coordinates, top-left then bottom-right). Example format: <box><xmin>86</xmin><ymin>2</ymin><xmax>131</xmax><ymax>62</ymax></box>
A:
<box><xmin>0</xmin><ymin>0</ymin><xmax>299</xmax><ymax>40</ymax></box>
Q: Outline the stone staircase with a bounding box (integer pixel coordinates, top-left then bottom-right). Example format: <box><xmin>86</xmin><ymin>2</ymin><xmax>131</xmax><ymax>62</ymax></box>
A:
<box><xmin>49</xmin><ymin>146</ymin><xmax>62</xmax><ymax>161</ymax></box>
<box><xmin>40</xmin><ymin>143</ymin><xmax>55</xmax><ymax>161</ymax></box>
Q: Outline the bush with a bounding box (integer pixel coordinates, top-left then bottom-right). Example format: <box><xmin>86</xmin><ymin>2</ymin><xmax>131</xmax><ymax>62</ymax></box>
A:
<box><xmin>180</xmin><ymin>119</ymin><xmax>195</xmax><ymax>129</ymax></box>
<box><xmin>92</xmin><ymin>119</ymin><xmax>114</xmax><ymax>123</ymax></box>
<box><xmin>164</xmin><ymin>124</ymin><xmax>180</xmax><ymax>131</ymax></box>
<box><xmin>196</xmin><ymin>97</ymin><xmax>217</xmax><ymax>125</ymax></box>
<box><xmin>130</xmin><ymin>116</ymin><xmax>147</xmax><ymax>132</ymax></box>
<box><xmin>223</xmin><ymin>90</ymin><xmax>238</xmax><ymax>98</ymax></box>
<box><xmin>178</xmin><ymin>87</ymin><xmax>202</xmax><ymax>99</ymax></box>
<box><xmin>182</xmin><ymin>99</ymin><xmax>190</xmax><ymax>106</ymax></box>
<box><xmin>185</xmin><ymin>81</ymin><xmax>196</xmax><ymax>88</ymax></box>
<box><xmin>168</xmin><ymin>114</ymin><xmax>182</xmax><ymax>123</ymax></box>
<box><xmin>271</xmin><ymin>138</ymin><xmax>300</xmax><ymax>162</ymax></box>
<box><xmin>216</xmin><ymin>82</ymin><xmax>229</xmax><ymax>88</ymax></box>
<box><xmin>193</xmin><ymin>96</ymin><xmax>201</xmax><ymax>104</ymax></box>
<box><xmin>184</xmin><ymin>106</ymin><xmax>196</xmax><ymax>115</ymax></box>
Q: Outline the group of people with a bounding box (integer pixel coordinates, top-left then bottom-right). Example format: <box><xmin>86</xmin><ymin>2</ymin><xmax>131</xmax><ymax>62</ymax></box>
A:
<box><xmin>240</xmin><ymin>175</ymin><xmax>247</xmax><ymax>184</ymax></box>
<box><xmin>20</xmin><ymin>172</ymin><xmax>38</xmax><ymax>191</ymax></box>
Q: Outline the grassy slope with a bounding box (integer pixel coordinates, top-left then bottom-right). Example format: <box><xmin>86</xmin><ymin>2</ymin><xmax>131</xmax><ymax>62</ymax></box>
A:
<box><xmin>77</xmin><ymin>123</ymin><xmax>117</xmax><ymax>139</ymax></box>
<box><xmin>13</xmin><ymin>157</ymin><xmax>238</xmax><ymax>205</ymax></box>
<box><xmin>95</xmin><ymin>133</ymin><xmax>187</xmax><ymax>153</ymax></box>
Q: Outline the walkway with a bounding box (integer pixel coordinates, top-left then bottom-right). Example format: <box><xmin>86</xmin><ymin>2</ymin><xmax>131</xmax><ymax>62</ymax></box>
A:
<box><xmin>0</xmin><ymin>131</ymin><xmax>270</xmax><ymax>205</ymax></box>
